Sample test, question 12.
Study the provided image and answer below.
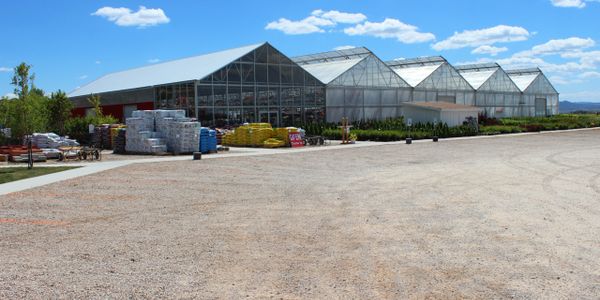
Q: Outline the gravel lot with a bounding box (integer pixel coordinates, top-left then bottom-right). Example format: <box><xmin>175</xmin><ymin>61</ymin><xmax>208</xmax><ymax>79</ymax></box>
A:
<box><xmin>1</xmin><ymin>130</ymin><xmax>600</xmax><ymax>298</ymax></box>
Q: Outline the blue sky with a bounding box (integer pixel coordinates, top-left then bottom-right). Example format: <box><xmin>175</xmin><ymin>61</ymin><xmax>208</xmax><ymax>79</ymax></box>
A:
<box><xmin>1</xmin><ymin>0</ymin><xmax>599</xmax><ymax>102</ymax></box>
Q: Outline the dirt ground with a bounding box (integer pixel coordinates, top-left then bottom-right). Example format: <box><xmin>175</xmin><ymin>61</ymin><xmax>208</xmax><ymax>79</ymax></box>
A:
<box><xmin>1</xmin><ymin>130</ymin><xmax>599</xmax><ymax>299</ymax></box>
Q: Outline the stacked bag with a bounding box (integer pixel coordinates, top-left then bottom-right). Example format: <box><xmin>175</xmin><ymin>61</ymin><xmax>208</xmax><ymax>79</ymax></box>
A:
<box><xmin>112</xmin><ymin>128</ymin><xmax>127</xmax><ymax>154</ymax></box>
<box><xmin>125</xmin><ymin>110</ymin><xmax>200</xmax><ymax>154</ymax></box>
<box><xmin>222</xmin><ymin>123</ymin><xmax>299</xmax><ymax>148</ymax></box>
<box><xmin>199</xmin><ymin>127</ymin><xmax>218</xmax><ymax>154</ymax></box>
<box><xmin>30</xmin><ymin>133</ymin><xmax>79</xmax><ymax>149</ymax></box>
<box><xmin>125</xmin><ymin>111</ymin><xmax>167</xmax><ymax>154</ymax></box>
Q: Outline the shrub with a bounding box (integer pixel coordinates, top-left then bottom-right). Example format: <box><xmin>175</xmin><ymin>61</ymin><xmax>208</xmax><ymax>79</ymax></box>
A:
<box><xmin>480</xmin><ymin>125</ymin><xmax>523</xmax><ymax>135</ymax></box>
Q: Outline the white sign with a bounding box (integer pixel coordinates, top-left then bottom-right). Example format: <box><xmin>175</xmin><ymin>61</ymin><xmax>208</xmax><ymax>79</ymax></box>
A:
<box><xmin>407</xmin><ymin>118</ymin><xmax>412</xmax><ymax>127</ymax></box>
<box><xmin>88</xmin><ymin>124</ymin><xmax>95</xmax><ymax>134</ymax></box>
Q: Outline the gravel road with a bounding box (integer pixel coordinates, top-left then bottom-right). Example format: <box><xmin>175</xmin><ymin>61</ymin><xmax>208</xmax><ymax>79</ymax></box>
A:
<box><xmin>1</xmin><ymin>130</ymin><xmax>599</xmax><ymax>298</ymax></box>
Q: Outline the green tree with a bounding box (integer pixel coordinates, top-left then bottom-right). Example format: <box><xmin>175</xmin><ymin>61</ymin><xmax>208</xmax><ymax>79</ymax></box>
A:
<box><xmin>47</xmin><ymin>90</ymin><xmax>73</xmax><ymax>135</ymax></box>
<box><xmin>87</xmin><ymin>94</ymin><xmax>103</xmax><ymax>117</ymax></box>
<box><xmin>10</xmin><ymin>63</ymin><xmax>37</xmax><ymax>137</ymax></box>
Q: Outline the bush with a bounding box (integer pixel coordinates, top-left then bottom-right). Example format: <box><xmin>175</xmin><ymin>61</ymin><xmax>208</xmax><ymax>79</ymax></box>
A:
<box><xmin>480</xmin><ymin>125</ymin><xmax>523</xmax><ymax>135</ymax></box>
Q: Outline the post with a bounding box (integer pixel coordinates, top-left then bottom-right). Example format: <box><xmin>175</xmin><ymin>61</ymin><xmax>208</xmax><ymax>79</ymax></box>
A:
<box><xmin>27</xmin><ymin>137</ymin><xmax>33</xmax><ymax>169</ymax></box>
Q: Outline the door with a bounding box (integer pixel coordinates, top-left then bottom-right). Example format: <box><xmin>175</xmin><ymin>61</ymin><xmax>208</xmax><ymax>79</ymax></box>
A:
<box><xmin>258</xmin><ymin>110</ymin><xmax>279</xmax><ymax>126</ymax></box>
<box><xmin>535</xmin><ymin>98</ymin><xmax>547</xmax><ymax>116</ymax></box>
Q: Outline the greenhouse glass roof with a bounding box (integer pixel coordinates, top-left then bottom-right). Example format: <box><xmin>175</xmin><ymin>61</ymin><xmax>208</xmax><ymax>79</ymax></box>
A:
<box><xmin>506</xmin><ymin>68</ymin><xmax>542</xmax><ymax>91</ymax></box>
<box><xmin>390</xmin><ymin>64</ymin><xmax>442</xmax><ymax>87</ymax></box>
<box><xmin>298</xmin><ymin>58</ymin><xmax>365</xmax><ymax>84</ymax></box>
<box><xmin>292</xmin><ymin>47</ymin><xmax>371</xmax><ymax>65</ymax></box>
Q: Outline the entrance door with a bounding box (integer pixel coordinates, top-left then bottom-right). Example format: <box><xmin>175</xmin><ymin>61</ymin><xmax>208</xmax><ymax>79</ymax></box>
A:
<box><xmin>258</xmin><ymin>110</ymin><xmax>279</xmax><ymax>126</ymax></box>
<box><xmin>535</xmin><ymin>98</ymin><xmax>547</xmax><ymax>116</ymax></box>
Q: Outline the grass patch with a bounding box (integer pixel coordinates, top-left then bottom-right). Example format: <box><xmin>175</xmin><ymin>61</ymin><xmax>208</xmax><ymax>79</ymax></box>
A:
<box><xmin>0</xmin><ymin>166</ymin><xmax>79</xmax><ymax>184</ymax></box>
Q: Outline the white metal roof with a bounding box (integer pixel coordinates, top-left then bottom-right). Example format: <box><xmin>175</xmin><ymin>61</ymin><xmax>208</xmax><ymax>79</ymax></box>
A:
<box><xmin>458</xmin><ymin>69</ymin><xmax>497</xmax><ymax>90</ymax></box>
<box><xmin>507</xmin><ymin>73</ymin><xmax>539</xmax><ymax>92</ymax></box>
<box><xmin>68</xmin><ymin>43</ymin><xmax>264</xmax><ymax>97</ymax></box>
<box><xmin>300</xmin><ymin>57</ymin><xmax>365</xmax><ymax>84</ymax></box>
<box><xmin>390</xmin><ymin>63</ymin><xmax>442</xmax><ymax>87</ymax></box>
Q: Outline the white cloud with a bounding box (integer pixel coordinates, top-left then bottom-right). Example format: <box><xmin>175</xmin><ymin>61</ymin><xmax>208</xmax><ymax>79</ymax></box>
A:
<box><xmin>580</xmin><ymin>71</ymin><xmax>600</xmax><ymax>78</ymax></box>
<box><xmin>471</xmin><ymin>45</ymin><xmax>508</xmax><ymax>56</ymax></box>
<box><xmin>432</xmin><ymin>25</ymin><xmax>530</xmax><ymax>51</ymax></box>
<box><xmin>266</xmin><ymin>18</ymin><xmax>321</xmax><ymax>34</ymax></box>
<box><xmin>95</xmin><ymin>60</ymin><xmax>101</xmax><ymax>64</ymax></box>
<box><xmin>0</xmin><ymin>67</ymin><xmax>11</xmax><ymax>72</ymax></box>
<box><xmin>148</xmin><ymin>58</ymin><xmax>160</xmax><ymax>63</ymax></box>
<box><xmin>266</xmin><ymin>9</ymin><xmax>366</xmax><ymax>35</ymax></box>
<box><xmin>333</xmin><ymin>45</ymin><xmax>356</xmax><ymax>51</ymax></box>
<box><xmin>311</xmin><ymin>9</ymin><xmax>366</xmax><ymax>24</ymax></box>
<box><xmin>2</xmin><ymin>93</ymin><xmax>17</xmax><ymax>99</ymax></box>
<box><xmin>344</xmin><ymin>18</ymin><xmax>435</xmax><ymax>44</ymax></box>
<box><xmin>266</xmin><ymin>17</ymin><xmax>328</xmax><ymax>35</ymax></box>
<box><xmin>92</xmin><ymin>6</ymin><xmax>170</xmax><ymax>28</ymax></box>
<box><xmin>551</xmin><ymin>0</ymin><xmax>586</xmax><ymax>8</ymax></box>
<box><xmin>79</xmin><ymin>75</ymin><xmax>88</xmax><ymax>80</ymax></box>
<box><xmin>531</xmin><ymin>37</ymin><xmax>595</xmax><ymax>55</ymax></box>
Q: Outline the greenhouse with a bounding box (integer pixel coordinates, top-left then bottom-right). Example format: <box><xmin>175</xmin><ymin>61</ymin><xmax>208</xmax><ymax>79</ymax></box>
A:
<box><xmin>386</xmin><ymin>56</ymin><xmax>475</xmax><ymax>106</ymax></box>
<box><xmin>506</xmin><ymin>68</ymin><xmax>559</xmax><ymax>116</ymax></box>
<box><xmin>455</xmin><ymin>63</ymin><xmax>523</xmax><ymax>118</ymax></box>
<box><xmin>68</xmin><ymin>42</ymin><xmax>560</xmax><ymax>127</ymax></box>
<box><xmin>292</xmin><ymin>47</ymin><xmax>411</xmax><ymax>122</ymax></box>
<box><xmin>69</xmin><ymin>42</ymin><xmax>326</xmax><ymax>126</ymax></box>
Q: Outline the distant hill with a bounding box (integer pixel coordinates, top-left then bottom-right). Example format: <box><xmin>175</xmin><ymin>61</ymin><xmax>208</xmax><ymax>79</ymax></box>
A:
<box><xmin>559</xmin><ymin>101</ymin><xmax>600</xmax><ymax>113</ymax></box>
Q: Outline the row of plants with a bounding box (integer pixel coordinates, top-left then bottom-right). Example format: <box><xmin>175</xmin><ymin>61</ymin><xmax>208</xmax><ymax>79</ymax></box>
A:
<box><xmin>312</xmin><ymin>113</ymin><xmax>600</xmax><ymax>142</ymax></box>
<box><xmin>479</xmin><ymin>114</ymin><xmax>600</xmax><ymax>135</ymax></box>
<box><xmin>319</xmin><ymin>123</ymin><xmax>479</xmax><ymax>142</ymax></box>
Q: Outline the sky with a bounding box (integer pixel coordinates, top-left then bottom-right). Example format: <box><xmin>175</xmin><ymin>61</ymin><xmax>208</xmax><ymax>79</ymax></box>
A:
<box><xmin>1</xmin><ymin>0</ymin><xmax>600</xmax><ymax>102</ymax></box>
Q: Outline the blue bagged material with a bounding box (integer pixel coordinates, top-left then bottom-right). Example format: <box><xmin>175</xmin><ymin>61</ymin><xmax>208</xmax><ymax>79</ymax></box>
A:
<box><xmin>199</xmin><ymin>127</ymin><xmax>217</xmax><ymax>153</ymax></box>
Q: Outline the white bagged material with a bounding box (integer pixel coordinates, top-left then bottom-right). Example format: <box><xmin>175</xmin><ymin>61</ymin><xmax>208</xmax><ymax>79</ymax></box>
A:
<box><xmin>125</xmin><ymin>109</ymin><xmax>200</xmax><ymax>154</ymax></box>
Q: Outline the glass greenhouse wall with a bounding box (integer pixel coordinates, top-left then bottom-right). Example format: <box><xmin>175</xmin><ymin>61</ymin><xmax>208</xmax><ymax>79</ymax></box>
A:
<box><xmin>457</xmin><ymin>63</ymin><xmax>524</xmax><ymax>118</ymax></box>
<box><xmin>294</xmin><ymin>48</ymin><xmax>411</xmax><ymax>122</ymax></box>
<box><xmin>157</xmin><ymin>43</ymin><xmax>326</xmax><ymax>127</ymax></box>
<box><xmin>387</xmin><ymin>57</ymin><xmax>475</xmax><ymax>107</ymax></box>
<box><xmin>507</xmin><ymin>68</ymin><xmax>559</xmax><ymax>117</ymax></box>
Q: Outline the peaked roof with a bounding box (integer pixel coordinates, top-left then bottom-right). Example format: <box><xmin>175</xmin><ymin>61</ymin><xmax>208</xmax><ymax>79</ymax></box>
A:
<box><xmin>69</xmin><ymin>42</ymin><xmax>265</xmax><ymax>97</ymax></box>
<box><xmin>386</xmin><ymin>56</ymin><xmax>447</xmax><ymax>87</ymax></box>
<box><xmin>391</xmin><ymin>64</ymin><xmax>442</xmax><ymax>87</ymax></box>
<box><xmin>456</xmin><ymin>64</ymin><xmax>500</xmax><ymax>90</ymax></box>
<box><xmin>298</xmin><ymin>57</ymin><xmax>365</xmax><ymax>84</ymax></box>
<box><xmin>506</xmin><ymin>68</ymin><xmax>541</xmax><ymax>91</ymax></box>
<box><xmin>292</xmin><ymin>47</ymin><xmax>410</xmax><ymax>87</ymax></box>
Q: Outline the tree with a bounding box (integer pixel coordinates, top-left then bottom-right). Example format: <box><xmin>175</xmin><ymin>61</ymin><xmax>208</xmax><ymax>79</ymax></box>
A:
<box><xmin>87</xmin><ymin>94</ymin><xmax>103</xmax><ymax>117</ymax></box>
<box><xmin>10</xmin><ymin>63</ymin><xmax>37</xmax><ymax>137</ymax></box>
<box><xmin>11</xmin><ymin>63</ymin><xmax>34</xmax><ymax>100</ymax></box>
<box><xmin>47</xmin><ymin>90</ymin><xmax>73</xmax><ymax>135</ymax></box>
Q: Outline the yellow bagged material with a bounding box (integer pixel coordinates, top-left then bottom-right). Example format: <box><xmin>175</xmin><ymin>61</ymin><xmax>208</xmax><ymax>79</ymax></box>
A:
<box><xmin>222</xmin><ymin>123</ymin><xmax>275</xmax><ymax>147</ymax></box>
<box><xmin>274</xmin><ymin>127</ymin><xmax>298</xmax><ymax>145</ymax></box>
<box><xmin>263</xmin><ymin>138</ymin><xmax>285</xmax><ymax>148</ymax></box>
